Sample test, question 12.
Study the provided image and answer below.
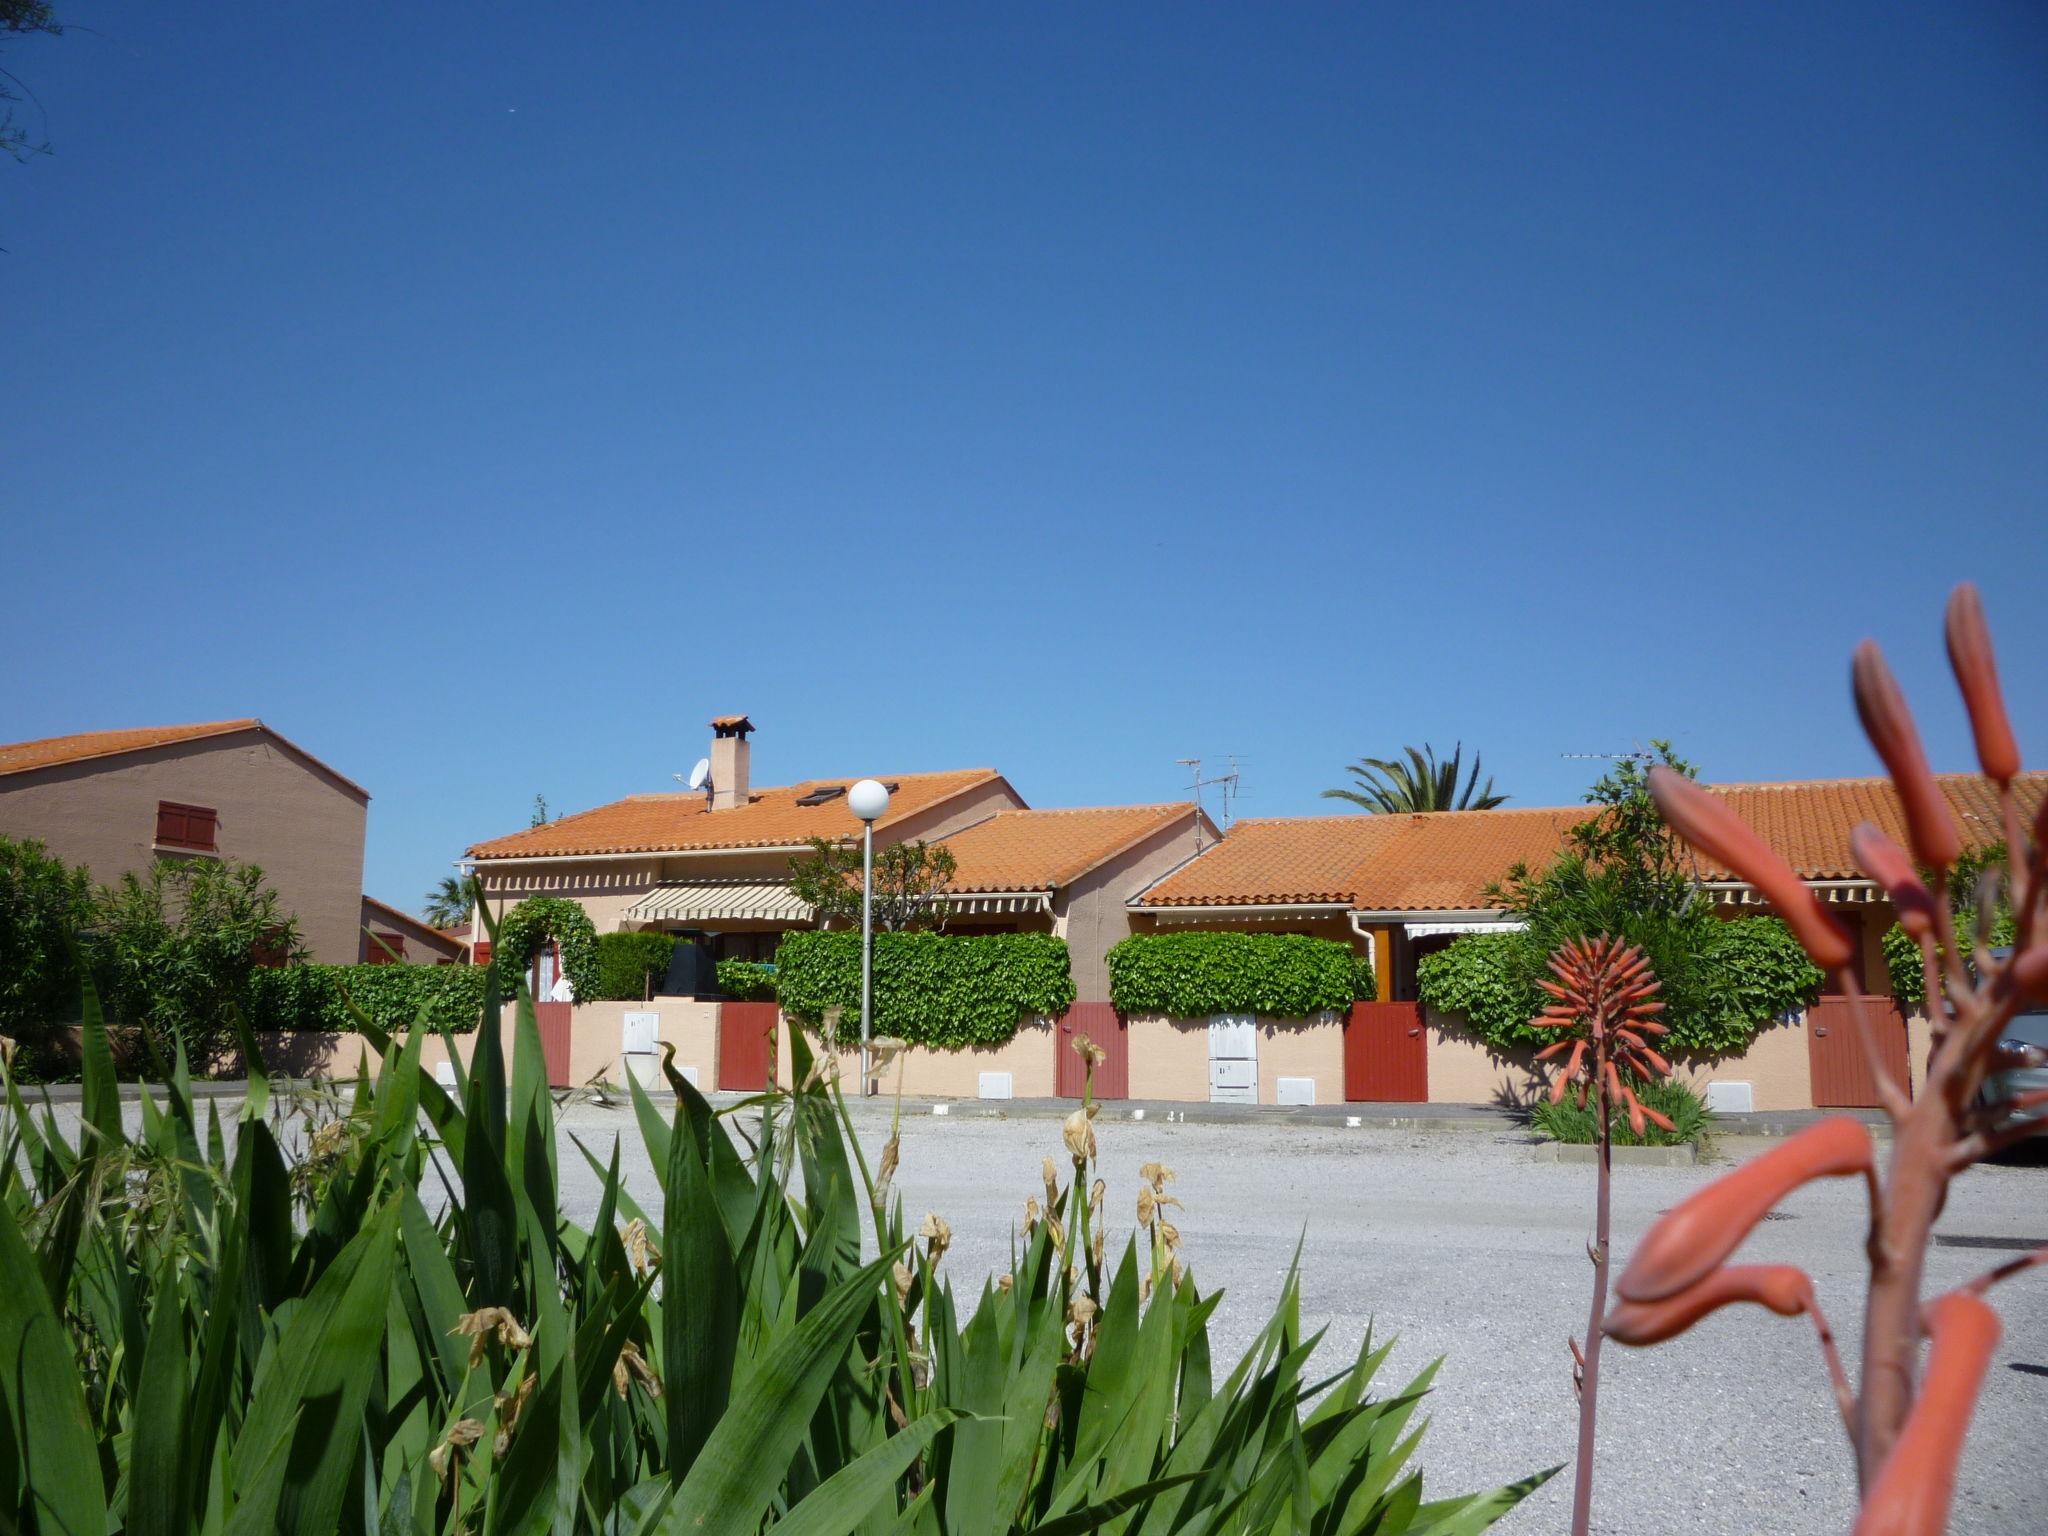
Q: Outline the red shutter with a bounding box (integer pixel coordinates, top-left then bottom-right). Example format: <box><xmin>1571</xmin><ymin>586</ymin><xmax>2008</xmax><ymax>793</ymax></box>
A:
<box><xmin>472</xmin><ymin>940</ymin><xmax>493</xmax><ymax>968</ymax></box>
<box><xmin>155</xmin><ymin>802</ymin><xmax>219</xmax><ymax>852</ymax></box>
<box><xmin>365</xmin><ymin>933</ymin><xmax>407</xmax><ymax>964</ymax></box>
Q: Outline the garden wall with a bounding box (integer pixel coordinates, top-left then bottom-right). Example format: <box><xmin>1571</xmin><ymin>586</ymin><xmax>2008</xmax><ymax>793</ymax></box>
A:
<box><xmin>1123</xmin><ymin>1013</ymin><xmax>1344</xmax><ymax>1105</ymax></box>
<box><xmin>775</xmin><ymin>1015</ymin><xmax>1060</xmax><ymax>1099</ymax></box>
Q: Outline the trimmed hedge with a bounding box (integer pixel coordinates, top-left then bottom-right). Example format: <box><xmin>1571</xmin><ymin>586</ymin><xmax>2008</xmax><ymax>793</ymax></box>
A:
<box><xmin>716</xmin><ymin>959</ymin><xmax>777</xmax><ymax>1002</ymax></box>
<box><xmin>246</xmin><ymin>963</ymin><xmax>490</xmax><ymax>1035</ymax></box>
<box><xmin>1106</xmin><ymin>932</ymin><xmax>1365</xmax><ymax>1018</ymax></box>
<box><xmin>774</xmin><ymin>931</ymin><xmax>1075</xmax><ymax>1049</ymax></box>
<box><xmin>593</xmin><ymin>931</ymin><xmax>677</xmax><ymax>1001</ymax></box>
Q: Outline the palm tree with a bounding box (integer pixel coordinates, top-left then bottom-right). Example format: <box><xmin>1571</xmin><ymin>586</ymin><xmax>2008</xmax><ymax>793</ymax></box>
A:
<box><xmin>1321</xmin><ymin>742</ymin><xmax>1508</xmax><ymax>813</ymax></box>
<box><xmin>423</xmin><ymin>874</ymin><xmax>471</xmax><ymax>929</ymax></box>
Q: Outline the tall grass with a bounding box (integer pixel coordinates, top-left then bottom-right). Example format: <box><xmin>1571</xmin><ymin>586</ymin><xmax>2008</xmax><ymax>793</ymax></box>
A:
<box><xmin>0</xmin><ymin>965</ymin><xmax>1550</xmax><ymax>1534</ymax></box>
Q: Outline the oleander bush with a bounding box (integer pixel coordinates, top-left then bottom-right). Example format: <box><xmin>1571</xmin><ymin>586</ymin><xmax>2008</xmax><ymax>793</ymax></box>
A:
<box><xmin>774</xmin><ymin>930</ymin><xmax>1075</xmax><ymax>1047</ymax></box>
<box><xmin>1106</xmin><ymin>931</ymin><xmax>1364</xmax><ymax>1018</ymax></box>
<box><xmin>0</xmin><ymin>963</ymin><xmax>1548</xmax><ymax>1534</ymax></box>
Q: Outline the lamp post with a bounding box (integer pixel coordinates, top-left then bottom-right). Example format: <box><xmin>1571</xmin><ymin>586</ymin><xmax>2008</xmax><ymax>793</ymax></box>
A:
<box><xmin>846</xmin><ymin>778</ymin><xmax>891</xmax><ymax>1095</ymax></box>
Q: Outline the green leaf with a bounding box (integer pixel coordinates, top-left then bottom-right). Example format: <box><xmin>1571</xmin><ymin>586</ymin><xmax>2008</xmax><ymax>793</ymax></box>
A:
<box><xmin>126</xmin><ymin>1272</ymin><xmax>190</xmax><ymax>1536</ymax></box>
<box><xmin>655</xmin><ymin>1247</ymin><xmax>904</xmax><ymax>1534</ymax></box>
<box><xmin>0</xmin><ymin>1195</ymin><xmax>108</xmax><ymax>1535</ymax></box>
<box><xmin>662</xmin><ymin>1093</ymin><xmax>739</xmax><ymax>1478</ymax></box>
<box><xmin>773</xmin><ymin>1411</ymin><xmax>959</xmax><ymax>1536</ymax></box>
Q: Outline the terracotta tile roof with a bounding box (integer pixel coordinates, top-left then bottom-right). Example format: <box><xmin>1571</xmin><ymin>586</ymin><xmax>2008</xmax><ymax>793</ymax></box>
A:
<box><xmin>1137</xmin><ymin>773</ymin><xmax>2047</xmax><ymax>913</ymax></box>
<box><xmin>0</xmin><ymin>718</ymin><xmax>370</xmax><ymax>798</ymax></box>
<box><xmin>1134</xmin><ymin>816</ymin><xmax>1390</xmax><ymax>908</ymax></box>
<box><xmin>941</xmin><ymin>804</ymin><xmax>1201</xmax><ymax>893</ymax></box>
<box><xmin>467</xmin><ymin>769</ymin><xmax>1008</xmax><ymax>859</ymax></box>
<box><xmin>710</xmin><ymin>714</ymin><xmax>753</xmax><ymax>731</ymax></box>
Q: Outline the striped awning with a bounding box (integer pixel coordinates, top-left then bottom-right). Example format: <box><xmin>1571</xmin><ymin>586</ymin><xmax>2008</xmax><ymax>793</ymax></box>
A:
<box><xmin>624</xmin><ymin>881</ymin><xmax>815</xmax><ymax>924</ymax></box>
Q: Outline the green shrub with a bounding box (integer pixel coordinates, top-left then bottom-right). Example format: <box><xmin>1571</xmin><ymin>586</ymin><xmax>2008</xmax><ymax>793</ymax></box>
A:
<box><xmin>1418</xmin><ymin>917</ymin><xmax>1821</xmax><ymax>1054</ymax></box>
<box><xmin>715</xmin><ymin>957</ymin><xmax>777</xmax><ymax>1001</ymax></box>
<box><xmin>1353</xmin><ymin>951</ymin><xmax>1379</xmax><ymax>1002</ymax></box>
<box><xmin>0</xmin><ymin>835</ymin><xmax>93</xmax><ymax>1058</ymax></box>
<box><xmin>1529</xmin><ymin>1075</ymin><xmax>1713</xmax><ymax>1148</ymax></box>
<box><xmin>494</xmin><ymin>895</ymin><xmax>599</xmax><ymax>1000</ymax></box>
<box><xmin>0</xmin><ymin>977</ymin><xmax>1548</xmax><ymax>1533</ymax></box>
<box><xmin>775</xmin><ymin>930</ymin><xmax>1075</xmax><ymax>1048</ymax></box>
<box><xmin>247</xmin><ymin>962</ymin><xmax>490</xmax><ymax>1034</ymax></box>
<box><xmin>592</xmin><ymin>930</ymin><xmax>677</xmax><ymax>1000</ymax></box>
<box><xmin>1882</xmin><ymin>908</ymin><xmax>2015</xmax><ymax>1002</ymax></box>
<box><xmin>1108</xmin><ymin>931</ymin><xmax>1358</xmax><ymax>1018</ymax></box>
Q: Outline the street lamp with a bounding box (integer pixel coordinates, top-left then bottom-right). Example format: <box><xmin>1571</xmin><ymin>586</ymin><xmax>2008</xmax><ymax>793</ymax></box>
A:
<box><xmin>847</xmin><ymin>778</ymin><xmax>891</xmax><ymax>1094</ymax></box>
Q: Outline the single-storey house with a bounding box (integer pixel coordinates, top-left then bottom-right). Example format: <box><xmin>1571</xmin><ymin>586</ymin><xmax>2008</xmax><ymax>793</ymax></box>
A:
<box><xmin>1126</xmin><ymin>772</ymin><xmax>2045</xmax><ymax>1110</ymax></box>
<box><xmin>0</xmin><ymin>718</ymin><xmax>438</xmax><ymax>966</ymax></box>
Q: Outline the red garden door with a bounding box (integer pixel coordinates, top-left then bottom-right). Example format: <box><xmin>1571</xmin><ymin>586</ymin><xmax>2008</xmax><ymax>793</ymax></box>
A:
<box><xmin>718</xmin><ymin>1002</ymin><xmax>779</xmax><ymax>1093</ymax></box>
<box><xmin>529</xmin><ymin>941</ymin><xmax>573</xmax><ymax>1086</ymax></box>
<box><xmin>1806</xmin><ymin>994</ymin><xmax>1910</xmax><ymax>1108</ymax></box>
<box><xmin>1344</xmin><ymin>1002</ymin><xmax>1428</xmax><ymax>1102</ymax></box>
<box><xmin>1056</xmin><ymin>1003</ymin><xmax>1129</xmax><ymax>1099</ymax></box>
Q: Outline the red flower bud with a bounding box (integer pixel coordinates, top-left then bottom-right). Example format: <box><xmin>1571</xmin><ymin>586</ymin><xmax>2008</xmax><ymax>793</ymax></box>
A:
<box><xmin>1944</xmin><ymin>583</ymin><xmax>2020</xmax><ymax>784</ymax></box>
<box><xmin>1852</xmin><ymin>1292</ymin><xmax>2000</xmax><ymax>1536</ymax></box>
<box><xmin>1617</xmin><ymin>1117</ymin><xmax>1874</xmax><ymax>1303</ymax></box>
<box><xmin>1606</xmin><ymin>1264</ymin><xmax>1813</xmax><ymax>1346</ymax></box>
<box><xmin>1850</xmin><ymin>822</ymin><xmax>1939</xmax><ymax>942</ymax></box>
<box><xmin>1648</xmin><ymin>768</ymin><xmax>1855</xmax><ymax>970</ymax></box>
<box><xmin>1852</xmin><ymin>640</ymin><xmax>1963</xmax><ymax>871</ymax></box>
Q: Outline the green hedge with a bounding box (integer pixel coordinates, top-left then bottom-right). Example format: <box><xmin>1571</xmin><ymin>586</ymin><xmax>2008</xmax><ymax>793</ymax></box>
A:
<box><xmin>593</xmin><ymin>931</ymin><xmax>677</xmax><ymax>1001</ymax></box>
<box><xmin>495</xmin><ymin>897</ymin><xmax>600</xmax><ymax>1001</ymax></box>
<box><xmin>246</xmin><ymin>963</ymin><xmax>490</xmax><ymax>1035</ymax></box>
<box><xmin>716</xmin><ymin>959</ymin><xmax>778</xmax><ymax>1002</ymax></box>
<box><xmin>773</xmin><ymin>931</ymin><xmax>1075</xmax><ymax>1049</ymax></box>
<box><xmin>1882</xmin><ymin>908</ymin><xmax>2016</xmax><ymax>1002</ymax></box>
<box><xmin>1416</xmin><ymin>917</ymin><xmax>1822</xmax><ymax>1054</ymax></box>
<box><xmin>1106</xmin><ymin>932</ymin><xmax>1365</xmax><ymax>1018</ymax></box>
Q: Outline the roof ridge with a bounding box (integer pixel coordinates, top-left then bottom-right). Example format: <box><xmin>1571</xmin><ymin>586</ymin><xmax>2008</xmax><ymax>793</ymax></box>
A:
<box><xmin>991</xmin><ymin>802</ymin><xmax>1190</xmax><ymax>817</ymax></box>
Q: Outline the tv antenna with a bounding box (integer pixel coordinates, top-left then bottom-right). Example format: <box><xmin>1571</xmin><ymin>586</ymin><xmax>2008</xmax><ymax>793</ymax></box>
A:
<box><xmin>1178</xmin><ymin>756</ymin><xmax>1245</xmax><ymax>851</ymax></box>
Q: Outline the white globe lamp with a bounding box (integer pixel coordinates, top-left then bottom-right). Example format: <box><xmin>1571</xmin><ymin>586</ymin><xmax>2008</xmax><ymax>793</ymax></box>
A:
<box><xmin>848</xmin><ymin>778</ymin><xmax>891</xmax><ymax>822</ymax></box>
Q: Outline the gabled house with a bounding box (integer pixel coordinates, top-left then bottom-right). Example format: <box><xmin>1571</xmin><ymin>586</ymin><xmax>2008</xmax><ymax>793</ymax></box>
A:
<box><xmin>0</xmin><ymin>717</ymin><xmax>430</xmax><ymax>965</ymax></box>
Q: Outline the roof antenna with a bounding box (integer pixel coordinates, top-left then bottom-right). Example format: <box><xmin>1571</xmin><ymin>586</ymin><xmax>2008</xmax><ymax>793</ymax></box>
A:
<box><xmin>1179</xmin><ymin>756</ymin><xmax>1244</xmax><ymax>853</ymax></box>
<box><xmin>675</xmin><ymin>757</ymin><xmax>713</xmax><ymax>810</ymax></box>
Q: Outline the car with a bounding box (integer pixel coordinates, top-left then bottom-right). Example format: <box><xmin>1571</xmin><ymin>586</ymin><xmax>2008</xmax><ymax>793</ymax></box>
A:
<box><xmin>1976</xmin><ymin>948</ymin><xmax>2048</xmax><ymax>1128</ymax></box>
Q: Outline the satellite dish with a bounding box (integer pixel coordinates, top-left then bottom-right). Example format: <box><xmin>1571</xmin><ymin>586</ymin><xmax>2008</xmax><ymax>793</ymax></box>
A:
<box><xmin>687</xmin><ymin>758</ymin><xmax>712</xmax><ymax>791</ymax></box>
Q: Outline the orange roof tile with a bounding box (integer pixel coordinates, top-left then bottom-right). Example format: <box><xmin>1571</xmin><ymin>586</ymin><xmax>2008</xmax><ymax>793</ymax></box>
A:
<box><xmin>1137</xmin><ymin>773</ymin><xmax>2047</xmax><ymax>913</ymax></box>
<box><xmin>1134</xmin><ymin>816</ymin><xmax>1390</xmax><ymax>908</ymax></box>
<box><xmin>0</xmin><ymin>719</ymin><xmax>370</xmax><ymax>798</ymax></box>
<box><xmin>466</xmin><ymin>769</ymin><xmax>1008</xmax><ymax>859</ymax></box>
<box><xmin>941</xmin><ymin>804</ymin><xmax>1202</xmax><ymax>893</ymax></box>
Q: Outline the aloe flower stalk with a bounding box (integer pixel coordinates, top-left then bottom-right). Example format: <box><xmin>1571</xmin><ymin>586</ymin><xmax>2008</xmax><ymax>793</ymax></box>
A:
<box><xmin>1612</xmin><ymin>583</ymin><xmax>2047</xmax><ymax>1533</ymax></box>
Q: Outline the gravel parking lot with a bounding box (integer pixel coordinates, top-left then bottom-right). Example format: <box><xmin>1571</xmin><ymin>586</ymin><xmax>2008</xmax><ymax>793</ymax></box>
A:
<box><xmin>553</xmin><ymin>1099</ymin><xmax>2047</xmax><ymax>1536</ymax></box>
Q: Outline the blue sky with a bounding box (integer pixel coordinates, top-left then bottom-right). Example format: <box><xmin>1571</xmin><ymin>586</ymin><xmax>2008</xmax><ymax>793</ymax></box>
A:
<box><xmin>7</xmin><ymin>3</ymin><xmax>2046</xmax><ymax>912</ymax></box>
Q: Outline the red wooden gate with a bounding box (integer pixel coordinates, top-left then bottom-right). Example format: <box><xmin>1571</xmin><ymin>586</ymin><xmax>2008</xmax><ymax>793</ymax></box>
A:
<box><xmin>718</xmin><ymin>1003</ymin><xmax>779</xmax><ymax>1093</ymax></box>
<box><xmin>533</xmin><ymin>1001</ymin><xmax>574</xmax><ymax>1088</ymax></box>
<box><xmin>1056</xmin><ymin>1003</ymin><xmax>1128</xmax><ymax>1099</ymax></box>
<box><xmin>1806</xmin><ymin>994</ymin><xmax>1910</xmax><ymax>1108</ymax></box>
<box><xmin>1344</xmin><ymin>1002</ymin><xmax>1428</xmax><ymax>1102</ymax></box>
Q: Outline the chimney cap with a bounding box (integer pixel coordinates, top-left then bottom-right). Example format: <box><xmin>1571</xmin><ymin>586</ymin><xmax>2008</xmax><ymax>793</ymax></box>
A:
<box><xmin>710</xmin><ymin>714</ymin><xmax>755</xmax><ymax>738</ymax></box>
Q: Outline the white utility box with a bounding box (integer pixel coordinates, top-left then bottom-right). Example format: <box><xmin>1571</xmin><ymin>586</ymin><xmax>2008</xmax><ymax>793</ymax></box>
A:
<box><xmin>978</xmin><ymin>1071</ymin><xmax>1014</xmax><ymax>1100</ymax></box>
<box><xmin>1704</xmin><ymin>1081</ymin><xmax>1755</xmax><ymax>1114</ymax></box>
<box><xmin>1276</xmin><ymin>1076</ymin><xmax>1316</xmax><ymax>1106</ymax></box>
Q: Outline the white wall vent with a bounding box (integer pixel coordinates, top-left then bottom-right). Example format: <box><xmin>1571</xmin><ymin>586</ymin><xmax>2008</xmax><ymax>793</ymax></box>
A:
<box><xmin>1276</xmin><ymin>1076</ymin><xmax>1316</xmax><ymax>1106</ymax></box>
<box><xmin>978</xmin><ymin>1071</ymin><xmax>1014</xmax><ymax>1100</ymax></box>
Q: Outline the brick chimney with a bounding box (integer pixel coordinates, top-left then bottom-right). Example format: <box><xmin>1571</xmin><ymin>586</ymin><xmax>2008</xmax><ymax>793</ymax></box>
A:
<box><xmin>709</xmin><ymin>714</ymin><xmax>753</xmax><ymax>811</ymax></box>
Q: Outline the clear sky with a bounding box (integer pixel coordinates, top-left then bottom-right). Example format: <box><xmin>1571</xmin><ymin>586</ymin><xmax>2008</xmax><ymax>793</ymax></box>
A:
<box><xmin>7</xmin><ymin>3</ymin><xmax>2046</xmax><ymax>914</ymax></box>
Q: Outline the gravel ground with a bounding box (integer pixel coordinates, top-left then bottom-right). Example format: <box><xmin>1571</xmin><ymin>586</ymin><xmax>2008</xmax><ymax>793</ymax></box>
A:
<box><xmin>553</xmin><ymin>1099</ymin><xmax>2047</xmax><ymax>1536</ymax></box>
<box><xmin>39</xmin><ymin>1093</ymin><xmax>2048</xmax><ymax>1534</ymax></box>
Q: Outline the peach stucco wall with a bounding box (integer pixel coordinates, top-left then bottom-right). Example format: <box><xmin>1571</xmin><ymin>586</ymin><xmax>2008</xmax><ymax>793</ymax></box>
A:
<box><xmin>1124</xmin><ymin>1013</ymin><xmax>1344</xmax><ymax>1105</ymax></box>
<box><xmin>1056</xmin><ymin>816</ymin><xmax>1210</xmax><ymax>1001</ymax></box>
<box><xmin>776</xmin><ymin>1015</ymin><xmax>1060</xmax><ymax>1100</ymax></box>
<box><xmin>0</xmin><ymin>731</ymin><xmax>369</xmax><ymax>964</ymax></box>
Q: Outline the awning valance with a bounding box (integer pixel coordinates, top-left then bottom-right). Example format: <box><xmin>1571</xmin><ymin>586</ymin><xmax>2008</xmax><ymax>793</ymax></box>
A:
<box><xmin>1402</xmin><ymin>919</ymin><xmax>1527</xmax><ymax>940</ymax></box>
<box><xmin>625</xmin><ymin>881</ymin><xmax>814</xmax><ymax>924</ymax></box>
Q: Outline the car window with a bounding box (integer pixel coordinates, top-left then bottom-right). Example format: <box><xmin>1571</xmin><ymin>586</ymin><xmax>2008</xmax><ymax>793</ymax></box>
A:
<box><xmin>2006</xmin><ymin>1011</ymin><xmax>2048</xmax><ymax>1049</ymax></box>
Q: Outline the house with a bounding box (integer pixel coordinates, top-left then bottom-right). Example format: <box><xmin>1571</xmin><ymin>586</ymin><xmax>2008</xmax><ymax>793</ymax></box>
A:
<box><xmin>1128</xmin><ymin>772</ymin><xmax>2047</xmax><ymax>1109</ymax></box>
<box><xmin>464</xmin><ymin>714</ymin><xmax>1214</xmax><ymax>1001</ymax></box>
<box><xmin>0</xmin><ymin>718</ymin><xmax>433</xmax><ymax>965</ymax></box>
<box><xmin>360</xmin><ymin>896</ymin><xmax>468</xmax><ymax>965</ymax></box>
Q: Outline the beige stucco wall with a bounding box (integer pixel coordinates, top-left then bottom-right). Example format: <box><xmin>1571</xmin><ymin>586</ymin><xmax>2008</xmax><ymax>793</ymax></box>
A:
<box><xmin>1124</xmin><ymin>1013</ymin><xmax>1343</xmax><ymax>1104</ymax></box>
<box><xmin>249</xmin><ymin>997</ymin><xmax>722</xmax><ymax>1088</ymax></box>
<box><xmin>1421</xmin><ymin>1010</ymin><xmax>1536</xmax><ymax>1106</ymax></box>
<box><xmin>0</xmin><ymin>730</ymin><xmax>369</xmax><ymax>963</ymax></box>
<box><xmin>1056</xmin><ymin>816</ymin><xmax>1210</xmax><ymax>1001</ymax></box>
<box><xmin>1666</xmin><ymin>1017</ymin><xmax>1814</xmax><ymax>1112</ymax></box>
<box><xmin>775</xmin><ymin>1013</ymin><xmax>1060</xmax><ymax>1099</ymax></box>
